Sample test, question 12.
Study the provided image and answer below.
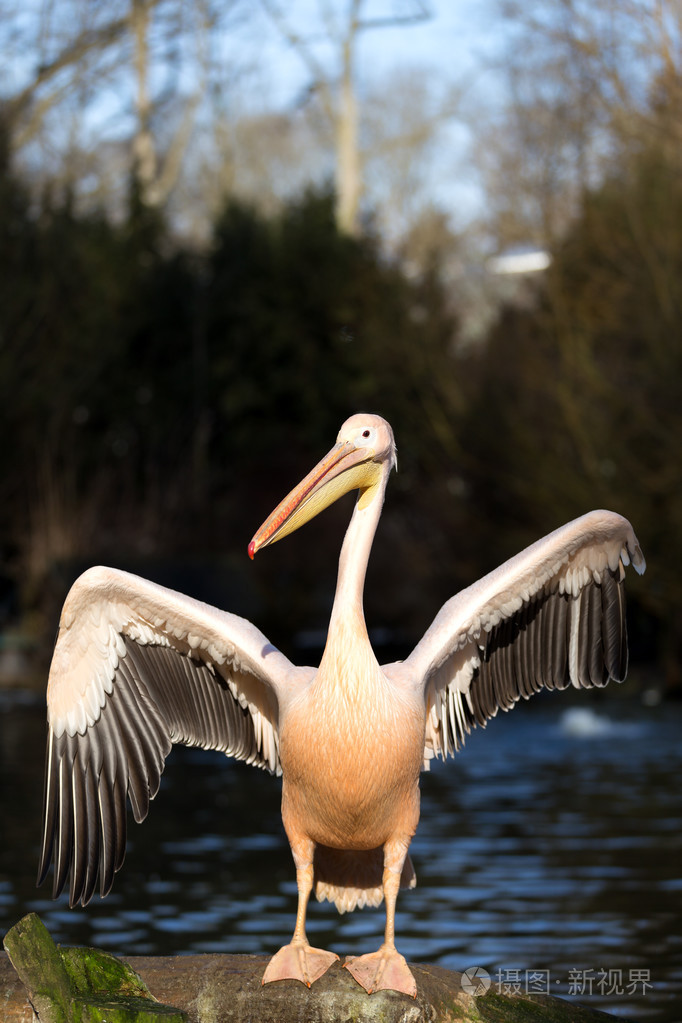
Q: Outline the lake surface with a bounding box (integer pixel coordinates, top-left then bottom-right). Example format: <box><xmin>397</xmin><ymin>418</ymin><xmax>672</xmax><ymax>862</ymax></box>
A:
<box><xmin>1</xmin><ymin>688</ymin><xmax>680</xmax><ymax>1022</ymax></box>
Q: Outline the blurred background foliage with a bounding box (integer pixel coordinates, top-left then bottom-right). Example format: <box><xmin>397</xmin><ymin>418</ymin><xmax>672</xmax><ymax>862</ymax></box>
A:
<box><xmin>0</xmin><ymin>0</ymin><xmax>678</xmax><ymax>687</ymax></box>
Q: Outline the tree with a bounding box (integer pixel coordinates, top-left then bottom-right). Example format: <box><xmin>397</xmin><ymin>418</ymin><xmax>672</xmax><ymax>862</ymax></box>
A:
<box><xmin>475</xmin><ymin>0</ymin><xmax>682</xmax><ymax>252</ymax></box>
<box><xmin>0</xmin><ymin>157</ymin><xmax>467</xmax><ymax>659</ymax></box>
<box><xmin>463</xmin><ymin>117</ymin><xmax>682</xmax><ymax>685</ymax></box>
<box><xmin>259</xmin><ymin>0</ymin><xmax>432</xmax><ymax>235</ymax></box>
<box><xmin>1</xmin><ymin>0</ymin><xmax>239</xmax><ymax>209</ymax></box>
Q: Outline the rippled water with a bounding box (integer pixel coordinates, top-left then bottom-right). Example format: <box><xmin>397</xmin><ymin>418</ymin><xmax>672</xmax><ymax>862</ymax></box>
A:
<box><xmin>1</xmin><ymin>689</ymin><xmax>680</xmax><ymax>1021</ymax></box>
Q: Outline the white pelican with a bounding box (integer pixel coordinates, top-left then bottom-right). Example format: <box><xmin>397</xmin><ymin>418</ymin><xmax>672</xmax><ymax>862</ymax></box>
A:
<box><xmin>38</xmin><ymin>413</ymin><xmax>645</xmax><ymax>997</ymax></box>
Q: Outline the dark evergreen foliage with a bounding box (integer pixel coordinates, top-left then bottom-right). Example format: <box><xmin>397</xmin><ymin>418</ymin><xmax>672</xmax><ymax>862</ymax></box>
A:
<box><xmin>0</xmin><ymin>122</ymin><xmax>675</xmax><ymax>679</ymax></box>
<box><xmin>0</xmin><ymin>163</ymin><xmax>461</xmax><ymax>656</ymax></box>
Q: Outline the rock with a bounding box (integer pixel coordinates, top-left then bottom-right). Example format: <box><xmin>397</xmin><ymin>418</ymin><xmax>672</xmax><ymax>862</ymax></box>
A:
<box><xmin>2</xmin><ymin>914</ymin><xmax>186</xmax><ymax>1022</ymax></box>
<box><xmin>2</xmin><ymin>914</ymin><xmax>632</xmax><ymax>1022</ymax></box>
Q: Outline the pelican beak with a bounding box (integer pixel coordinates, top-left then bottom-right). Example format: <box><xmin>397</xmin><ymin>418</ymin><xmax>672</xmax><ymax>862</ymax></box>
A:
<box><xmin>248</xmin><ymin>439</ymin><xmax>379</xmax><ymax>558</ymax></box>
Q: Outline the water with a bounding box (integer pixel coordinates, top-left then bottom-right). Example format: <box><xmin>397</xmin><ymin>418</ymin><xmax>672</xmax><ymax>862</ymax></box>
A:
<box><xmin>1</xmin><ymin>688</ymin><xmax>680</xmax><ymax>1021</ymax></box>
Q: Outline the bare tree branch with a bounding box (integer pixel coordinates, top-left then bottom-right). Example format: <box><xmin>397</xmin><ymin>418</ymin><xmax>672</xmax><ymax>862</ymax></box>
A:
<box><xmin>259</xmin><ymin>0</ymin><xmax>336</xmax><ymax>123</ymax></box>
<box><xmin>259</xmin><ymin>0</ymin><xmax>434</xmax><ymax>234</ymax></box>
<box><xmin>7</xmin><ymin>13</ymin><xmax>134</xmax><ymax>122</ymax></box>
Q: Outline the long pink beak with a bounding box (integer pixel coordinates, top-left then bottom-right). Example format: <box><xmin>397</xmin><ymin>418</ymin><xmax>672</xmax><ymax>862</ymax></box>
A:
<box><xmin>248</xmin><ymin>439</ymin><xmax>369</xmax><ymax>558</ymax></box>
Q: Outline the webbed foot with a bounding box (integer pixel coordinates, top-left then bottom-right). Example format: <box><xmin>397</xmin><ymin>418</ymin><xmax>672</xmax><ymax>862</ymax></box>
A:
<box><xmin>343</xmin><ymin>944</ymin><xmax>417</xmax><ymax>996</ymax></box>
<box><xmin>262</xmin><ymin>941</ymin><xmax>339</xmax><ymax>988</ymax></box>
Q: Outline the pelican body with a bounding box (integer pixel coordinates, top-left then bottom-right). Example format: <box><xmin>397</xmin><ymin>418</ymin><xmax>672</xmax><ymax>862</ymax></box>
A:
<box><xmin>38</xmin><ymin>414</ymin><xmax>646</xmax><ymax>996</ymax></box>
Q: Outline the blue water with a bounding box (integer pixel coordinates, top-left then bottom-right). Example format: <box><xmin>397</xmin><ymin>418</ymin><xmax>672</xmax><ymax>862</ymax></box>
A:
<box><xmin>1</xmin><ymin>689</ymin><xmax>680</xmax><ymax>1021</ymax></box>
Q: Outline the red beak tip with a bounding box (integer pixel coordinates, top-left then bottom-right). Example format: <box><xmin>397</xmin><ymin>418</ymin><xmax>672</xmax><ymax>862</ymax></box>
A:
<box><xmin>248</xmin><ymin>540</ymin><xmax>256</xmax><ymax>560</ymax></box>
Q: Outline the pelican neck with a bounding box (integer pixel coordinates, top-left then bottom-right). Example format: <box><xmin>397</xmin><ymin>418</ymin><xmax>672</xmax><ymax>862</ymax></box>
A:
<box><xmin>327</xmin><ymin>475</ymin><xmax>387</xmax><ymax>636</ymax></box>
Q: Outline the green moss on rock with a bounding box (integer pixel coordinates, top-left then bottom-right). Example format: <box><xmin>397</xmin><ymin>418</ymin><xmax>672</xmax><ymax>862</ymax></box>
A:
<box><xmin>3</xmin><ymin>914</ymin><xmax>186</xmax><ymax>1023</ymax></box>
<box><xmin>473</xmin><ymin>989</ymin><xmax>624</xmax><ymax>1023</ymax></box>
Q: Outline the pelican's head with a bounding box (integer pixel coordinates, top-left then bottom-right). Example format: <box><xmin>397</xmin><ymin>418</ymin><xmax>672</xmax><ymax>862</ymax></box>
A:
<box><xmin>248</xmin><ymin>413</ymin><xmax>396</xmax><ymax>558</ymax></box>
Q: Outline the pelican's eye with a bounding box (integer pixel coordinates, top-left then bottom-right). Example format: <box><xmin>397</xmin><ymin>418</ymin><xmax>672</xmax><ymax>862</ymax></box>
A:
<box><xmin>349</xmin><ymin>425</ymin><xmax>376</xmax><ymax>451</ymax></box>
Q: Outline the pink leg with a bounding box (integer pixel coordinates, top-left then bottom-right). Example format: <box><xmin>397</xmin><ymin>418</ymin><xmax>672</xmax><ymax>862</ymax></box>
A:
<box><xmin>343</xmin><ymin>840</ymin><xmax>417</xmax><ymax>997</ymax></box>
<box><xmin>262</xmin><ymin>840</ymin><xmax>339</xmax><ymax>988</ymax></box>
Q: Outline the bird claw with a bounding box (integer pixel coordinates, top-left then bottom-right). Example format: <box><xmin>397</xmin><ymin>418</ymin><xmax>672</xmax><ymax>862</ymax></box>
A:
<box><xmin>262</xmin><ymin>941</ymin><xmax>339</xmax><ymax>987</ymax></box>
<box><xmin>343</xmin><ymin>946</ymin><xmax>417</xmax><ymax>996</ymax></box>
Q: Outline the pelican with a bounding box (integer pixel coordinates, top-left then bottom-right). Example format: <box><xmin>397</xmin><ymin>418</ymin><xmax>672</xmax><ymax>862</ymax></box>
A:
<box><xmin>38</xmin><ymin>413</ymin><xmax>645</xmax><ymax>997</ymax></box>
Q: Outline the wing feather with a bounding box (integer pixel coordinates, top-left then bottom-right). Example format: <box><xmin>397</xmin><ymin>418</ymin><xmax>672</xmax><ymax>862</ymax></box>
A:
<box><xmin>54</xmin><ymin>739</ymin><xmax>75</xmax><ymax>897</ymax></box>
<box><xmin>38</xmin><ymin>566</ymin><xmax>305</xmax><ymax>907</ymax></box>
<box><xmin>70</xmin><ymin>748</ymin><xmax>89</xmax><ymax>906</ymax></box>
<box><xmin>81</xmin><ymin>752</ymin><xmax>100</xmax><ymax>906</ymax></box>
<box><xmin>390</xmin><ymin>511</ymin><xmax>645</xmax><ymax>766</ymax></box>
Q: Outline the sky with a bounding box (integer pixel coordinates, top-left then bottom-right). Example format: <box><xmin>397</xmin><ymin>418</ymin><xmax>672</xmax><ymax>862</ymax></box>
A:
<box><xmin>2</xmin><ymin>0</ymin><xmax>509</xmax><ymax>230</ymax></box>
<box><xmin>229</xmin><ymin>0</ymin><xmax>507</xmax><ymax>225</ymax></box>
<box><xmin>241</xmin><ymin>0</ymin><xmax>502</xmax><ymax>90</ymax></box>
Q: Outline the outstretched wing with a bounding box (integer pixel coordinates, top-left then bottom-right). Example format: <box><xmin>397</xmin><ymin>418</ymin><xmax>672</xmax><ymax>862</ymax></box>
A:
<box><xmin>38</xmin><ymin>565</ymin><xmax>307</xmax><ymax>907</ymax></box>
<box><xmin>390</xmin><ymin>511</ymin><xmax>645</xmax><ymax>766</ymax></box>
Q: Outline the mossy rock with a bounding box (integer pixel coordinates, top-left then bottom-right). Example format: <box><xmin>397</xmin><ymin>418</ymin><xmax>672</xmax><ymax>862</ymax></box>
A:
<box><xmin>3</xmin><ymin>915</ymin><xmax>635</xmax><ymax>1022</ymax></box>
<box><xmin>471</xmin><ymin>989</ymin><xmax>621</xmax><ymax>1022</ymax></box>
<box><xmin>3</xmin><ymin>914</ymin><xmax>186</xmax><ymax>1023</ymax></box>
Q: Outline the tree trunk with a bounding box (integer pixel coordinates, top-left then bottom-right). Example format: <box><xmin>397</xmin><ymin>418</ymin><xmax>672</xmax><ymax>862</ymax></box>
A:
<box><xmin>131</xmin><ymin>0</ymin><xmax>159</xmax><ymax>205</ymax></box>
<box><xmin>335</xmin><ymin>28</ymin><xmax>361</xmax><ymax>235</ymax></box>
